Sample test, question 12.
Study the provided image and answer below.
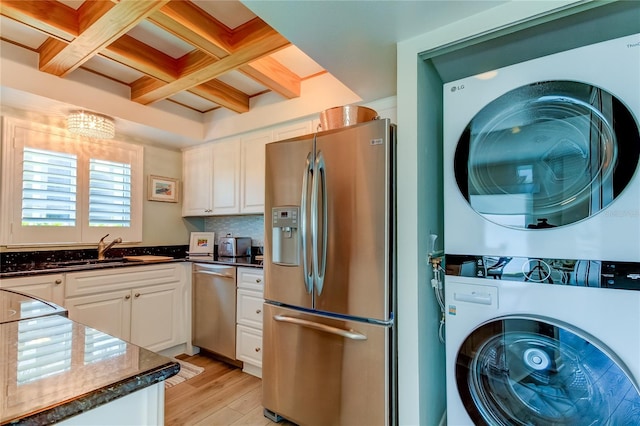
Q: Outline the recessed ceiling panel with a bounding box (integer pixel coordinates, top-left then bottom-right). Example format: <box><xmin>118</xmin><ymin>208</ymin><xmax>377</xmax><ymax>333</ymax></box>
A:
<box><xmin>192</xmin><ymin>0</ymin><xmax>257</xmax><ymax>29</ymax></box>
<box><xmin>83</xmin><ymin>55</ymin><xmax>145</xmax><ymax>84</ymax></box>
<box><xmin>271</xmin><ymin>46</ymin><xmax>324</xmax><ymax>78</ymax></box>
<box><xmin>169</xmin><ymin>91</ymin><xmax>220</xmax><ymax>112</ymax></box>
<box><xmin>127</xmin><ymin>20</ymin><xmax>195</xmax><ymax>59</ymax></box>
<box><xmin>217</xmin><ymin>70</ymin><xmax>268</xmax><ymax>96</ymax></box>
<box><xmin>0</xmin><ymin>16</ymin><xmax>49</xmax><ymax>49</ymax></box>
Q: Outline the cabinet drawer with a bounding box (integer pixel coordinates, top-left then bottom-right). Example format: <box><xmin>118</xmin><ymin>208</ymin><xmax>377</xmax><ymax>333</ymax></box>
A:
<box><xmin>65</xmin><ymin>263</ymin><xmax>182</xmax><ymax>297</ymax></box>
<box><xmin>236</xmin><ymin>289</ymin><xmax>264</xmax><ymax>329</ymax></box>
<box><xmin>237</xmin><ymin>268</ymin><xmax>263</xmax><ymax>291</ymax></box>
<box><xmin>236</xmin><ymin>325</ymin><xmax>262</xmax><ymax>366</ymax></box>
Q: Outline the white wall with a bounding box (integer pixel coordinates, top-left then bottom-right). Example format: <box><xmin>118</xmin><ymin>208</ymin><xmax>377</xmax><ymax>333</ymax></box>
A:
<box><xmin>395</xmin><ymin>2</ymin><xmax>582</xmax><ymax>425</ymax></box>
<box><xmin>0</xmin><ymin>106</ymin><xmax>196</xmax><ymax>250</ymax></box>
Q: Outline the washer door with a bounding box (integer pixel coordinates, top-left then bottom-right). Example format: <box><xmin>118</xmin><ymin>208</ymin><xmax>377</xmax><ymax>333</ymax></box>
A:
<box><xmin>454</xmin><ymin>81</ymin><xmax>640</xmax><ymax>229</ymax></box>
<box><xmin>456</xmin><ymin>317</ymin><xmax>640</xmax><ymax>425</ymax></box>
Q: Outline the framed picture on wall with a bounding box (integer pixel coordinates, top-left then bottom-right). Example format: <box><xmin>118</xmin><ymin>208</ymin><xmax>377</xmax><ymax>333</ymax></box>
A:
<box><xmin>148</xmin><ymin>175</ymin><xmax>179</xmax><ymax>202</ymax></box>
<box><xmin>189</xmin><ymin>232</ymin><xmax>215</xmax><ymax>255</ymax></box>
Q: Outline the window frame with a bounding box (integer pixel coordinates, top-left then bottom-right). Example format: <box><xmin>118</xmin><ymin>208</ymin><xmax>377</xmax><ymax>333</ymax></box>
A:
<box><xmin>1</xmin><ymin>117</ymin><xmax>143</xmax><ymax>246</ymax></box>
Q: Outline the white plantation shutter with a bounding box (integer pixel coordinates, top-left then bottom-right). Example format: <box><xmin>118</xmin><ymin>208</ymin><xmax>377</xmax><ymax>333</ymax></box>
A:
<box><xmin>2</xmin><ymin>118</ymin><xmax>143</xmax><ymax>245</ymax></box>
<box><xmin>22</xmin><ymin>148</ymin><xmax>77</xmax><ymax>227</ymax></box>
<box><xmin>89</xmin><ymin>159</ymin><xmax>131</xmax><ymax>227</ymax></box>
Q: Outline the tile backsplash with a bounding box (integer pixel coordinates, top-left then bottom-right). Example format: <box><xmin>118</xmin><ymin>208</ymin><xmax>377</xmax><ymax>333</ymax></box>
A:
<box><xmin>204</xmin><ymin>215</ymin><xmax>265</xmax><ymax>247</ymax></box>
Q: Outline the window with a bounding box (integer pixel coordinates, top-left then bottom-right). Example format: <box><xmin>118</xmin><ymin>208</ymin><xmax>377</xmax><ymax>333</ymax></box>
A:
<box><xmin>22</xmin><ymin>148</ymin><xmax>77</xmax><ymax>227</ymax></box>
<box><xmin>1</xmin><ymin>118</ymin><xmax>143</xmax><ymax>245</ymax></box>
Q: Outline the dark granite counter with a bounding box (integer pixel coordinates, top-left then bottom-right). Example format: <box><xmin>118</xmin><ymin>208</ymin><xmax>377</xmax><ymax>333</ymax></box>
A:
<box><xmin>1</xmin><ymin>311</ymin><xmax>179</xmax><ymax>425</ymax></box>
<box><xmin>0</xmin><ymin>245</ymin><xmax>262</xmax><ymax>279</ymax></box>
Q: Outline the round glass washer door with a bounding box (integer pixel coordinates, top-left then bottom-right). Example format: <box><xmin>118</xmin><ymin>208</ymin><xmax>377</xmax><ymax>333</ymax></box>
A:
<box><xmin>456</xmin><ymin>317</ymin><xmax>640</xmax><ymax>426</ymax></box>
<box><xmin>454</xmin><ymin>80</ymin><xmax>640</xmax><ymax>229</ymax></box>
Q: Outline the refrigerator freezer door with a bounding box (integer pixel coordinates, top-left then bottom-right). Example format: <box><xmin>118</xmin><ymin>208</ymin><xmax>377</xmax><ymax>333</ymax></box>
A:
<box><xmin>265</xmin><ymin>136</ymin><xmax>314</xmax><ymax>309</ymax></box>
<box><xmin>314</xmin><ymin>119</ymin><xmax>393</xmax><ymax>321</ymax></box>
<box><xmin>262</xmin><ymin>303</ymin><xmax>391</xmax><ymax>426</ymax></box>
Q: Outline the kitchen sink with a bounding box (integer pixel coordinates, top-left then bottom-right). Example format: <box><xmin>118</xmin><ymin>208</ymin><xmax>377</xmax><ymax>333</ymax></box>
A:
<box><xmin>43</xmin><ymin>258</ymin><xmax>138</xmax><ymax>269</ymax></box>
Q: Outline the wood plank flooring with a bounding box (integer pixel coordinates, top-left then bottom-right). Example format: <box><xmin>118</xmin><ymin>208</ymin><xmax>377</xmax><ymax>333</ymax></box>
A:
<box><xmin>165</xmin><ymin>354</ymin><xmax>295</xmax><ymax>426</ymax></box>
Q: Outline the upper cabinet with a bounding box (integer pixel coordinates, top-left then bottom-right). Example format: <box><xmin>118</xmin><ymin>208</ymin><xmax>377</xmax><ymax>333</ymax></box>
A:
<box><xmin>182</xmin><ymin>120</ymin><xmax>313</xmax><ymax>217</ymax></box>
<box><xmin>182</xmin><ymin>145</ymin><xmax>214</xmax><ymax>216</ymax></box>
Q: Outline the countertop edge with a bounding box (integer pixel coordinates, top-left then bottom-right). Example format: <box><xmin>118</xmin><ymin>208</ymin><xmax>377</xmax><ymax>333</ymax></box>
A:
<box><xmin>4</xmin><ymin>361</ymin><xmax>180</xmax><ymax>426</ymax></box>
<box><xmin>0</xmin><ymin>258</ymin><xmax>262</xmax><ymax>278</ymax></box>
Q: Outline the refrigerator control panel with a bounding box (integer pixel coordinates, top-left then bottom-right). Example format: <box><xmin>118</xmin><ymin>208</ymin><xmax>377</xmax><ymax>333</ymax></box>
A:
<box><xmin>272</xmin><ymin>207</ymin><xmax>300</xmax><ymax>266</ymax></box>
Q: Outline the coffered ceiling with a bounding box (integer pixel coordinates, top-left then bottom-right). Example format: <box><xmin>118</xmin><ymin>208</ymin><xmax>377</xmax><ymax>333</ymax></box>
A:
<box><xmin>0</xmin><ymin>0</ymin><xmax>324</xmax><ymax>116</ymax></box>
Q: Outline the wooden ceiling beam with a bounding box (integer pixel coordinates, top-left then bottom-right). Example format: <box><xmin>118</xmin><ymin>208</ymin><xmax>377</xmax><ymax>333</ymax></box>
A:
<box><xmin>102</xmin><ymin>34</ymin><xmax>179</xmax><ymax>82</ymax></box>
<box><xmin>240</xmin><ymin>57</ymin><xmax>301</xmax><ymax>99</ymax></box>
<box><xmin>38</xmin><ymin>0</ymin><xmax>170</xmax><ymax>77</ymax></box>
<box><xmin>131</xmin><ymin>30</ymin><xmax>290</xmax><ymax>105</ymax></box>
<box><xmin>148</xmin><ymin>3</ymin><xmax>300</xmax><ymax>103</ymax></box>
<box><xmin>149</xmin><ymin>0</ymin><xmax>232</xmax><ymax>58</ymax></box>
<box><xmin>189</xmin><ymin>80</ymin><xmax>250</xmax><ymax>113</ymax></box>
<box><xmin>0</xmin><ymin>0</ymin><xmax>77</xmax><ymax>41</ymax></box>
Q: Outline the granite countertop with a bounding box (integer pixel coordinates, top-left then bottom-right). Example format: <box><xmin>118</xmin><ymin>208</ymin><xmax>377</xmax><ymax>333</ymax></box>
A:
<box><xmin>1</xmin><ymin>312</ymin><xmax>179</xmax><ymax>425</ymax></box>
<box><xmin>0</xmin><ymin>256</ymin><xmax>262</xmax><ymax>279</ymax></box>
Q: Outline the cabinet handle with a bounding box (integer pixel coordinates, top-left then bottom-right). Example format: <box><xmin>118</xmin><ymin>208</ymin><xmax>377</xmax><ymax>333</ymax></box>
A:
<box><xmin>125</xmin><ymin>294</ymin><xmax>131</xmax><ymax>300</ymax></box>
<box><xmin>134</xmin><ymin>293</ymin><xmax>141</xmax><ymax>298</ymax></box>
<box><xmin>255</xmin><ymin>278</ymin><xmax>262</xmax><ymax>283</ymax></box>
<box><xmin>256</xmin><ymin>309</ymin><xmax>262</xmax><ymax>314</ymax></box>
<box><xmin>255</xmin><ymin>347</ymin><xmax>261</xmax><ymax>352</ymax></box>
<box><xmin>54</xmin><ymin>279</ymin><xmax>62</xmax><ymax>285</ymax></box>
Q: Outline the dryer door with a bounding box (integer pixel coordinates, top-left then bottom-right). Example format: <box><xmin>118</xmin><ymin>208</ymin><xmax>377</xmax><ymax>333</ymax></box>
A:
<box><xmin>454</xmin><ymin>81</ymin><xmax>640</xmax><ymax>230</ymax></box>
<box><xmin>456</xmin><ymin>317</ymin><xmax>640</xmax><ymax>425</ymax></box>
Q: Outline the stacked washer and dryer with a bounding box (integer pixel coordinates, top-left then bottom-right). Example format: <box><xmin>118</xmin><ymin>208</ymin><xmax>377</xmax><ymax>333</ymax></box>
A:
<box><xmin>443</xmin><ymin>33</ymin><xmax>640</xmax><ymax>425</ymax></box>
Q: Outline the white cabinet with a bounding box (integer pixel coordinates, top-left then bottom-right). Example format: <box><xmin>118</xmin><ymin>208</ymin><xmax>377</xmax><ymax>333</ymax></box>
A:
<box><xmin>0</xmin><ymin>274</ymin><xmax>65</xmax><ymax>306</ymax></box>
<box><xmin>182</xmin><ymin>120</ymin><xmax>315</xmax><ymax>217</ymax></box>
<box><xmin>182</xmin><ymin>145</ymin><xmax>213</xmax><ymax>216</ymax></box>
<box><xmin>211</xmin><ymin>139</ymin><xmax>241</xmax><ymax>215</ymax></box>
<box><xmin>240</xmin><ymin>132</ymin><xmax>271</xmax><ymax>213</ymax></box>
<box><xmin>64</xmin><ymin>263</ymin><xmax>188</xmax><ymax>353</ymax></box>
<box><xmin>235</xmin><ymin>267</ymin><xmax>264</xmax><ymax>377</ymax></box>
<box><xmin>210</xmin><ymin>132</ymin><xmax>271</xmax><ymax>215</ymax></box>
<box><xmin>273</xmin><ymin>120</ymin><xmax>313</xmax><ymax>142</ymax></box>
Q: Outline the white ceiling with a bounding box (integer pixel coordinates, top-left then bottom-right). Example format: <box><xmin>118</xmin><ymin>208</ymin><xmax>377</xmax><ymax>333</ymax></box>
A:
<box><xmin>0</xmin><ymin>0</ymin><xmax>509</xmax><ymax>149</ymax></box>
<box><xmin>241</xmin><ymin>0</ymin><xmax>507</xmax><ymax>103</ymax></box>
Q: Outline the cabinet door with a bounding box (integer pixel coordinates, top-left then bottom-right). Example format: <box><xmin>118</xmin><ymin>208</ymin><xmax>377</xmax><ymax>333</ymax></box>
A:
<box><xmin>236</xmin><ymin>288</ymin><xmax>264</xmax><ymax>329</ymax></box>
<box><xmin>212</xmin><ymin>139</ymin><xmax>241</xmax><ymax>215</ymax></box>
<box><xmin>0</xmin><ymin>274</ymin><xmax>65</xmax><ymax>306</ymax></box>
<box><xmin>273</xmin><ymin>121</ymin><xmax>313</xmax><ymax>142</ymax></box>
<box><xmin>66</xmin><ymin>290</ymin><xmax>132</xmax><ymax>341</ymax></box>
<box><xmin>130</xmin><ymin>283</ymin><xmax>181</xmax><ymax>352</ymax></box>
<box><xmin>236</xmin><ymin>324</ymin><xmax>263</xmax><ymax>367</ymax></box>
<box><xmin>182</xmin><ymin>145</ymin><xmax>213</xmax><ymax>216</ymax></box>
<box><xmin>241</xmin><ymin>132</ymin><xmax>271</xmax><ymax>213</ymax></box>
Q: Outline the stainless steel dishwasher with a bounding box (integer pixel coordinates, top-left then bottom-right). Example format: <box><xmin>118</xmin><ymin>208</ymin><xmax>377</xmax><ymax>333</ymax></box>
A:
<box><xmin>192</xmin><ymin>263</ymin><xmax>237</xmax><ymax>360</ymax></box>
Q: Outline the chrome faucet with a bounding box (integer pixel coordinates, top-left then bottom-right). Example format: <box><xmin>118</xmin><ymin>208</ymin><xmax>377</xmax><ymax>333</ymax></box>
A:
<box><xmin>98</xmin><ymin>234</ymin><xmax>122</xmax><ymax>260</ymax></box>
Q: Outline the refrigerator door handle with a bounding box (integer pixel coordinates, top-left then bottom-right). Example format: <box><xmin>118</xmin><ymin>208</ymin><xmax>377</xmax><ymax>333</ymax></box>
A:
<box><xmin>300</xmin><ymin>151</ymin><xmax>314</xmax><ymax>294</ymax></box>
<box><xmin>273</xmin><ymin>314</ymin><xmax>367</xmax><ymax>340</ymax></box>
<box><xmin>311</xmin><ymin>151</ymin><xmax>328</xmax><ymax>295</ymax></box>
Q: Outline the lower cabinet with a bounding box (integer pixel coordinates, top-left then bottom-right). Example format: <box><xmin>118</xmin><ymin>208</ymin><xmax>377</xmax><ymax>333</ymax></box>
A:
<box><xmin>0</xmin><ymin>274</ymin><xmax>65</xmax><ymax>306</ymax></box>
<box><xmin>65</xmin><ymin>263</ymin><xmax>189</xmax><ymax>353</ymax></box>
<box><xmin>235</xmin><ymin>267</ymin><xmax>264</xmax><ymax>377</ymax></box>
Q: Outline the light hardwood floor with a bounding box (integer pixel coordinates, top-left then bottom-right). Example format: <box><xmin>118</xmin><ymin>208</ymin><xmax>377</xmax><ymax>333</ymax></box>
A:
<box><xmin>165</xmin><ymin>354</ymin><xmax>295</xmax><ymax>426</ymax></box>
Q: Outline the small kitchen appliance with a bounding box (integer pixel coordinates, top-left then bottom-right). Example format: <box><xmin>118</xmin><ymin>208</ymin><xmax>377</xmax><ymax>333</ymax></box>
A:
<box><xmin>217</xmin><ymin>235</ymin><xmax>251</xmax><ymax>257</ymax></box>
<box><xmin>263</xmin><ymin>117</ymin><xmax>397</xmax><ymax>425</ymax></box>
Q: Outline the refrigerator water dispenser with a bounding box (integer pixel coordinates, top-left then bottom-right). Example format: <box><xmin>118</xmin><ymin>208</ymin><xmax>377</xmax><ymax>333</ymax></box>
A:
<box><xmin>272</xmin><ymin>207</ymin><xmax>299</xmax><ymax>266</ymax></box>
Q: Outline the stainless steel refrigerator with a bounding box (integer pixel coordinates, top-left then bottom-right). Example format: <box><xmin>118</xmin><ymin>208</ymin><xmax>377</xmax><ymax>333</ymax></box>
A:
<box><xmin>263</xmin><ymin>118</ymin><xmax>397</xmax><ymax>426</ymax></box>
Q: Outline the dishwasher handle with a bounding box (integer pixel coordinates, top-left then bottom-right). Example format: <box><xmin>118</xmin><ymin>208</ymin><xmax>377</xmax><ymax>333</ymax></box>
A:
<box><xmin>194</xmin><ymin>270</ymin><xmax>235</xmax><ymax>279</ymax></box>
